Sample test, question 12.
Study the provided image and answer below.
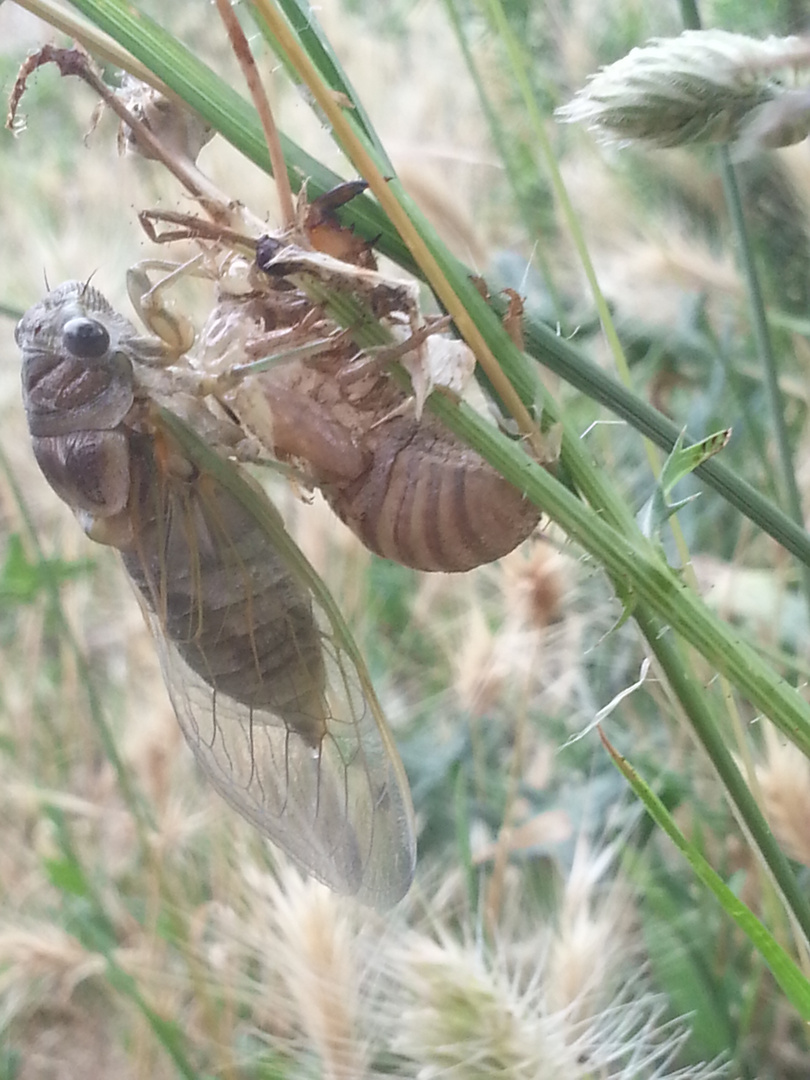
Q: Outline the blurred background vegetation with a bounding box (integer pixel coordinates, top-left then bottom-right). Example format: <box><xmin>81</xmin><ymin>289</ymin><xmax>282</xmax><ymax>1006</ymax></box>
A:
<box><xmin>2</xmin><ymin>1</ymin><xmax>810</xmax><ymax>1077</ymax></box>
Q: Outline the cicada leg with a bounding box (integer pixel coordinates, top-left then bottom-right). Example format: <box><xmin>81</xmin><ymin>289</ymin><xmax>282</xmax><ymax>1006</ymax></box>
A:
<box><xmin>126</xmin><ymin>257</ymin><xmax>212</xmax><ymax>358</ymax></box>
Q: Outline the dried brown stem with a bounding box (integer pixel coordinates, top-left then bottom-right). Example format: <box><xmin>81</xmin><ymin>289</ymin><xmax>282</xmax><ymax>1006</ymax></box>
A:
<box><xmin>138</xmin><ymin>210</ymin><xmax>259</xmax><ymax>254</ymax></box>
<box><xmin>214</xmin><ymin>0</ymin><xmax>296</xmax><ymax>229</ymax></box>
<box><xmin>7</xmin><ymin>45</ymin><xmax>236</xmax><ymax>226</ymax></box>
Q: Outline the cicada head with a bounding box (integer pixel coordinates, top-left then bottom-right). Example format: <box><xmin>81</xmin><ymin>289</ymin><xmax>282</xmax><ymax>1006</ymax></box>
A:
<box><xmin>17</xmin><ymin>281</ymin><xmax>138</xmax><ymax>438</ymax></box>
<box><xmin>16</xmin><ymin>282</ymin><xmax>147</xmax><ymax>540</ymax></box>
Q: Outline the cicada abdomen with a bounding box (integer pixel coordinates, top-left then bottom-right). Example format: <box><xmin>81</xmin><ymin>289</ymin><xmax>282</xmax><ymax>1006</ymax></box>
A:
<box><xmin>16</xmin><ymin>281</ymin><xmax>415</xmax><ymax>908</ymax></box>
<box><xmin>212</xmin><ymin>239</ymin><xmax>542</xmax><ymax>574</ymax></box>
<box><xmin>322</xmin><ymin>411</ymin><xmax>542</xmax><ymax>573</ymax></box>
<box><xmin>122</xmin><ymin>435</ymin><xmax>328</xmax><ymax>743</ymax></box>
<box><xmin>221</xmin><ymin>326</ymin><xmax>541</xmax><ymax>573</ymax></box>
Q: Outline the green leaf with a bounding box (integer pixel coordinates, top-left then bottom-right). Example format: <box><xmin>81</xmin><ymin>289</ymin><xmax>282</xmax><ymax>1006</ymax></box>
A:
<box><xmin>660</xmin><ymin>428</ymin><xmax>733</xmax><ymax>495</ymax></box>
<box><xmin>42</xmin><ymin>854</ymin><xmax>92</xmax><ymax>899</ymax></box>
<box><xmin>637</xmin><ymin>428</ymin><xmax>731</xmax><ymax>540</ymax></box>
<box><xmin>0</xmin><ymin>533</ymin><xmax>94</xmax><ymax>605</ymax></box>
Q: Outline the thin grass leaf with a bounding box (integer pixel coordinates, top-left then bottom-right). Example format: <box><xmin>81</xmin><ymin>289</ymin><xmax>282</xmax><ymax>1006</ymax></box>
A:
<box><xmin>602</xmin><ymin>730</ymin><xmax>810</xmax><ymax>1021</ymax></box>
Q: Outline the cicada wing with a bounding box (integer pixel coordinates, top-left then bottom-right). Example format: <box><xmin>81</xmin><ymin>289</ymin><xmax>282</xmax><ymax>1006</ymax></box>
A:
<box><xmin>317</xmin><ymin>626</ymin><xmax>417</xmax><ymax>906</ymax></box>
<box><xmin>146</xmin><ymin>609</ymin><xmax>415</xmax><ymax>908</ymax></box>
<box><xmin>127</xmin><ymin>411</ymin><xmax>415</xmax><ymax>909</ymax></box>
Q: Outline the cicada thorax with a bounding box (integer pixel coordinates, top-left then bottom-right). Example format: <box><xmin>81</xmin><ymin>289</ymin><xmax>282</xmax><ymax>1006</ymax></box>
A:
<box><xmin>120</xmin><ymin>430</ymin><xmax>328</xmax><ymax>745</ymax></box>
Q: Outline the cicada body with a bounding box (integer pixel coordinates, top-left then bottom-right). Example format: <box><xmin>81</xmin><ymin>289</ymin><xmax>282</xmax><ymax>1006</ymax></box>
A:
<box><xmin>15</xmin><ymin>281</ymin><xmax>416</xmax><ymax>908</ymax></box>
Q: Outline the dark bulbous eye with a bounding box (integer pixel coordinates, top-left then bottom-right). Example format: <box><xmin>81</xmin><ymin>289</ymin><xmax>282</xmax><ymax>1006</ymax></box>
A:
<box><xmin>62</xmin><ymin>317</ymin><xmax>110</xmax><ymax>359</ymax></box>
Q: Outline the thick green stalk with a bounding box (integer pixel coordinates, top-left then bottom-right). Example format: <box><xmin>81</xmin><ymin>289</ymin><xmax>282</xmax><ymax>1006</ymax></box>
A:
<box><xmin>632</xmin><ymin>604</ymin><xmax>810</xmax><ymax>945</ymax></box>
<box><xmin>427</xmin><ymin>388</ymin><xmax>810</xmax><ymax>758</ymax></box>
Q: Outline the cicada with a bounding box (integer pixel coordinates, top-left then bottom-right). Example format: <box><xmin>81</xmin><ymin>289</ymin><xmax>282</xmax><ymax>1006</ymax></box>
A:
<box><xmin>15</xmin><ymin>280</ymin><xmax>416</xmax><ymax>908</ymax></box>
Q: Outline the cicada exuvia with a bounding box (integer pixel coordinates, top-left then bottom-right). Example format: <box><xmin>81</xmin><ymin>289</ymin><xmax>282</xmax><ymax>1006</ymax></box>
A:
<box><xmin>15</xmin><ymin>280</ymin><xmax>416</xmax><ymax>909</ymax></box>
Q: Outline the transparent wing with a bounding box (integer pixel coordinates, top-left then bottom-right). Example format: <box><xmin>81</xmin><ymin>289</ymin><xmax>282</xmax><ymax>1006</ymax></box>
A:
<box><xmin>127</xmin><ymin>410</ymin><xmax>416</xmax><ymax>909</ymax></box>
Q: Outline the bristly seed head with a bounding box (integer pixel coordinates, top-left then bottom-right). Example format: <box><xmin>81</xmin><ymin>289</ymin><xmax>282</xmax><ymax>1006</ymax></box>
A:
<box><xmin>556</xmin><ymin>30</ymin><xmax>810</xmax><ymax>152</ymax></box>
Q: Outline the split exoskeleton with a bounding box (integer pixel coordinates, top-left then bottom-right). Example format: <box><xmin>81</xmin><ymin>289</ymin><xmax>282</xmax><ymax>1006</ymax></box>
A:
<box><xmin>189</xmin><ymin>219</ymin><xmax>543</xmax><ymax>575</ymax></box>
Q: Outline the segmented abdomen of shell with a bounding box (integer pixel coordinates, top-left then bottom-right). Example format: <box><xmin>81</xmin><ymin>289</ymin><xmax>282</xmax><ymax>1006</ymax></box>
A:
<box><xmin>324</xmin><ymin>416</ymin><xmax>541</xmax><ymax>573</ymax></box>
<box><xmin>122</xmin><ymin>438</ymin><xmax>327</xmax><ymax>744</ymax></box>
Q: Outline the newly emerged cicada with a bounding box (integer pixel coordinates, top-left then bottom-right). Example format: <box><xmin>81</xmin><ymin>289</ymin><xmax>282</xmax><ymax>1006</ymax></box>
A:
<box><xmin>15</xmin><ymin>281</ymin><xmax>416</xmax><ymax>908</ymax></box>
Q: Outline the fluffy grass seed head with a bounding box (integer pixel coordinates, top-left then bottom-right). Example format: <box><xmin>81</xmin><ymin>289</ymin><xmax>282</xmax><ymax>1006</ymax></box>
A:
<box><xmin>545</xmin><ymin>836</ymin><xmax>632</xmax><ymax>1019</ymax></box>
<box><xmin>383</xmin><ymin>911</ymin><xmax>729</xmax><ymax>1079</ymax></box>
<box><xmin>380</xmin><ymin>843</ymin><xmax>726</xmax><ymax>1079</ymax></box>
<box><xmin>756</xmin><ymin>726</ymin><xmax>810</xmax><ymax>867</ymax></box>
<box><xmin>245</xmin><ymin>863</ymin><xmax>367</xmax><ymax>1080</ymax></box>
<box><xmin>557</xmin><ymin>30</ymin><xmax>810</xmax><ymax>151</ymax></box>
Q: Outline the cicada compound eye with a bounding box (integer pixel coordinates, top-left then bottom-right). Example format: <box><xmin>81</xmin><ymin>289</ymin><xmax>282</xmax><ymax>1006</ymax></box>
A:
<box><xmin>62</xmin><ymin>316</ymin><xmax>111</xmax><ymax>359</ymax></box>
